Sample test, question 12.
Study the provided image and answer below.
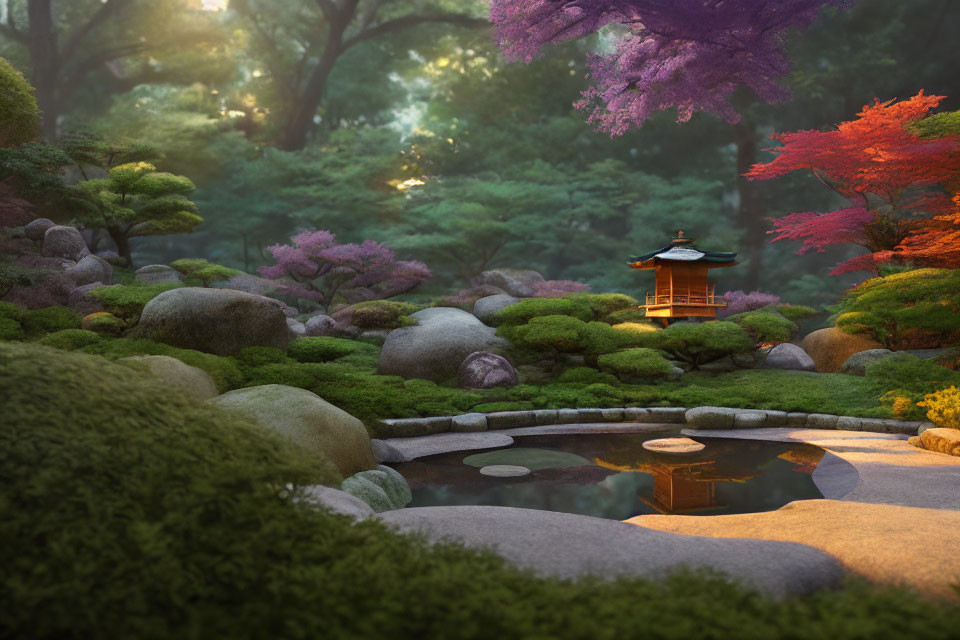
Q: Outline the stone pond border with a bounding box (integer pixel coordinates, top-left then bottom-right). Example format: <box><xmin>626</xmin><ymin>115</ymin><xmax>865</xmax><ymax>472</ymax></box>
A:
<box><xmin>375</xmin><ymin>405</ymin><xmax>934</xmax><ymax>439</ymax></box>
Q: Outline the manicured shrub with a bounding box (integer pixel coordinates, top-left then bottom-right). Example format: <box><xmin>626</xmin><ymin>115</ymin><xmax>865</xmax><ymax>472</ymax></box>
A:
<box><xmin>236</xmin><ymin>346</ymin><xmax>292</xmax><ymax>368</ymax></box>
<box><xmin>598</xmin><ymin>348</ymin><xmax>674</xmax><ymax>380</ymax></box>
<box><xmin>0</xmin><ymin>300</ymin><xmax>24</xmax><ymax>321</ymax></box>
<box><xmin>603</xmin><ymin>307</ymin><xmax>651</xmax><ymax>324</ymax></box>
<box><xmin>497</xmin><ymin>315</ymin><xmax>590</xmax><ymax>356</ymax></box>
<box><xmin>633</xmin><ymin>321</ymin><xmax>754</xmax><ymax>368</ymax></box>
<box><xmin>611</xmin><ymin>321</ymin><xmax>659</xmax><ymax>335</ymax></box>
<box><xmin>0</xmin><ymin>316</ymin><xmax>23</xmax><ymax>340</ymax></box>
<box><xmin>37</xmin><ymin>329</ymin><xmax>102</xmax><ymax>350</ymax></box>
<box><xmin>564</xmin><ymin>293</ymin><xmax>637</xmax><ymax>317</ymax></box>
<box><xmin>20</xmin><ymin>306</ymin><xmax>81</xmax><ymax>337</ymax></box>
<box><xmin>170</xmin><ymin>258</ymin><xmax>241</xmax><ymax>287</ymax></box>
<box><xmin>727</xmin><ymin>311</ymin><xmax>798</xmax><ymax>343</ymax></box>
<box><xmin>489</xmin><ymin>297</ymin><xmax>593</xmax><ymax>326</ymax></box>
<box><xmin>917</xmin><ymin>386</ymin><xmax>960</xmax><ymax>428</ymax></box>
<box><xmin>81</xmin><ymin>311</ymin><xmax>126</xmax><ymax>336</ymax></box>
<box><xmin>836</xmin><ymin>311</ymin><xmax>885</xmax><ymax>339</ymax></box>
<box><xmin>90</xmin><ymin>282</ymin><xmax>182</xmax><ymax>322</ymax></box>
<box><xmin>288</xmin><ymin>337</ymin><xmax>378</xmax><ymax>363</ymax></box>
<box><xmin>350</xmin><ymin>300</ymin><xmax>419</xmax><ymax>329</ymax></box>
<box><xmin>776</xmin><ymin>304</ymin><xmax>819</xmax><ymax>322</ymax></box>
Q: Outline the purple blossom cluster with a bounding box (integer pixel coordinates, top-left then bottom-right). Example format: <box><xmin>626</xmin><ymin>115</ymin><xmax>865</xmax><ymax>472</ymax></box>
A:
<box><xmin>532</xmin><ymin>279</ymin><xmax>591</xmax><ymax>297</ymax></box>
<box><xmin>258</xmin><ymin>230</ymin><xmax>431</xmax><ymax>311</ymax></box>
<box><xmin>492</xmin><ymin>0</ymin><xmax>850</xmax><ymax>135</ymax></box>
<box><xmin>721</xmin><ymin>289</ymin><xmax>781</xmax><ymax>315</ymax></box>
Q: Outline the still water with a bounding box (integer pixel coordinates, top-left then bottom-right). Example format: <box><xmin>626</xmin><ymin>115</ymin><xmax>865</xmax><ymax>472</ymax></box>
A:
<box><xmin>391</xmin><ymin>433</ymin><xmax>825</xmax><ymax>520</ymax></box>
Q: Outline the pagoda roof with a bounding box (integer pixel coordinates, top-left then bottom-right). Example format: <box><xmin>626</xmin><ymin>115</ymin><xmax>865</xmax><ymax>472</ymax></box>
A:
<box><xmin>628</xmin><ymin>243</ymin><xmax>737</xmax><ymax>266</ymax></box>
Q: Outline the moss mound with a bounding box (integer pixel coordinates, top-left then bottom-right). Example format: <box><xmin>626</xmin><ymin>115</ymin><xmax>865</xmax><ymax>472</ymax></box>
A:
<box><xmin>728</xmin><ymin>311</ymin><xmax>798</xmax><ymax>343</ymax></box>
<box><xmin>598</xmin><ymin>348</ymin><xmax>674</xmax><ymax>380</ymax></box>
<box><xmin>288</xmin><ymin>336</ymin><xmax>379</xmax><ymax>363</ymax></box>
<box><xmin>37</xmin><ymin>328</ymin><xmax>102</xmax><ymax>350</ymax></box>
<box><xmin>0</xmin><ymin>57</ymin><xmax>39</xmax><ymax>146</ymax></box>
<box><xmin>490</xmin><ymin>297</ymin><xmax>593</xmax><ymax>326</ymax></box>
<box><xmin>90</xmin><ymin>282</ymin><xmax>183</xmax><ymax>322</ymax></box>
<box><xmin>20</xmin><ymin>306</ymin><xmax>82</xmax><ymax>337</ymax></box>
<box><xmin>350</xmin><ymin>300</ymin><xmax>419</xmax><ymax>329</ymax></box>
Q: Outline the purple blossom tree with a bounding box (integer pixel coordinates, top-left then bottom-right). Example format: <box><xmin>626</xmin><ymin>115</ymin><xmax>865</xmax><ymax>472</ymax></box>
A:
<box><xmin>491</xmin><ymin>0</ymin><xmax>850</xmax><ymax>135</ymax></box>
<box><xmin>720</xmin><ymin>289</ymin><xmax>781</xmax><ymax>315</ymax></box>
<box><xmin>532</xmin><ymin>279</ymin><xmax>591</xmax><ymax>297</ymax></box>
<box><xmin>258</xmin><ymin>230</ymin><xmax>431</xmax><ymax>311</ymax></box>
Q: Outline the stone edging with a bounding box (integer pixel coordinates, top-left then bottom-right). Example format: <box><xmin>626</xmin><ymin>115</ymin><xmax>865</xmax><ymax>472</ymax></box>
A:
<box><xmin>376</xmin><ymin>405</ymin><xmax>933</xmax><ymax>438</ymax></box>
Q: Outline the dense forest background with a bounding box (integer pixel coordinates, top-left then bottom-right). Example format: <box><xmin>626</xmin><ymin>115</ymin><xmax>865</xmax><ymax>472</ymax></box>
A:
<box><xmin>2</xmin><ymin>0</ymin><xmax>959</xmax><ymax>306</ymax></box>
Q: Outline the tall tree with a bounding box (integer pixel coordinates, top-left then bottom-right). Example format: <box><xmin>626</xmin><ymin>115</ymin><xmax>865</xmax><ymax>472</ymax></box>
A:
<box><xmin>231</xmin><ymin>0</ymin><xmax>487</xmax><ymax>150</ymax></box>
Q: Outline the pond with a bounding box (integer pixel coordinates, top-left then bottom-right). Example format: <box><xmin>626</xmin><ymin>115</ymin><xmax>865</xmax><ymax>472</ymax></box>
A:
<box><xmin>391</xmin><ymin>433</ymin><xmax>826</xmax><ymax>520</ymax></box>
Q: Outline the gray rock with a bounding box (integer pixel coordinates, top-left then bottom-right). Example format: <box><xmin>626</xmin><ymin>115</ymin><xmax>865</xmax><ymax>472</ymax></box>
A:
<box><xmin>786</xmin><ymin>412</ymin><xmax>809</xmax><ymax>427</ymax></box>
<box><xmin>601</xmin><ymin>408</ymin><xmax>624</xmax><ymax>421</ymax></box>
<box><xmin>358</xmin><ymin>330</ymin><xmax>391</xmax><ymax>346</ymax></box>
<box><xmin>470</xmin><ymin>269</ymin><xmax>545</xmax><ymax>298</ymax></box>
<box><xmin>379</xmin><ymin>506</ymin><xmax>844</xmax><ymax>598</ymax></box>
<box><xmin>305</xmin><ymin>314</ymin><xmax>338</xmax><ymax>337</ymax></box>
<box><xmin>666</xmin><ymin>366</ymin><xmax>685</xmax><ymax>381</ymax></box>
<box><xmin>648</xmin><ymin>407</ymin><xmax>687</xmax><ymax>423</ymax></box>
<box><xmin>343</xmin><ymin>465</ymin><xmax>412</xmax><ymax>512</ymax></box>
<box><xmin>41</xmin><ymin>225</ymin><xmax>90</xmax><ymax>262</ymax></box>
<box><xmin>340</xmin><ymin>476</ymin><xmax>393</xmax><ymax>512</ymax></box>
<box><xmin>299</xmin><ymin>485</ymin><xmax>375</xmax><ymax>519</ymax></box>
<box><xmin>479</xmin><ymin>465</ymin><xmax>531</xmax><ymax>477</ymax></box>
<box><xmin>134</xmin><ymin>264</ymin><xmax>182</xmax><ymax>284</ymax></box>
<box><xmin>136</xmin><ymin>287</ymin><xmax>289</xmax><ymax>355</ymax></box>
<box><xmin>731</xmin><ymin>352</ymin><xmax>758</xmax><ymax>369</ymax></box>
<box><xmin>685</xmin><ymin>406</ymin><xmax>737</xmax><ymax>429</ymax></box>
<box><xmin>68</xmin><ymin>281</ymin><xmax>107</xmax><ymax>315</ymax></box>
<box><xmin>379</xmin><ymin>307</ymin><xmax>511</xmax><ymax>382</ymax></box>
<box><xmin>836</xmin><ymin>416</ymin><xmax>863</xmax><ymax>431</ymax></box>
<box><xmin>557</xmin><ymin>408</ymin><xmax>582</xmax><ymax>424</ymax></box>
<box><xmin>533</xmin><ymin>409</ymin><xmax>559</xmax><ymax>425</ymax></box>
<box><xmin>286</xmin><ymin>317</ymin><xmax>307</xmax><ymax>338</ymax></box>
<box><xmin>762</xmin><ymin>410</ymin><xmax>788</xmax><ymax>426</ymax></box>
<box><xmin>472</xmin><ymin>294</ymin><xmax>521</xmax><ymax>324</ymax></box>
<box><xmin>24</xmin><ymin>218</ymin><xmax>55</xmax><ymax>243</ymax></box>
<box><xmin>371</xmin><ymin>439</ymin><xmax>409</xmax><ymax>463</ymax></box>
<box><xmin>381</xmin><ymin>432</ymin><xmax>514</xmax><ymax>460</ymax></box>
<box><xmin>65</xmin><ymin>255</ymin><xmax>113</xmax><ymax>286</ymax></box>
<box><xmin>760</xmin><ymin>343</ymin><xmax>816</xmax><ymax>371</ymax></box>
<box><xmin>698</xmin><ymin>356</ymin><xmax>737</xmax><ymax>373</ymax></box>
<box><xmin>117</xmin><ymin>355</ymin><xmax>219</xmax><ymax>404</ymax></box>
<box><xmin>458</xmin><ymin>351</ymin><xmax>518</xmax><ymax>389</ymax></box>
<box><xmin>377</xmin><ymin>416</ymin><xmax>452</xmax><ymax>438</ymax></box>
<box><xmin>840</xmin><ymin>349</ymin><xmax>895</xmax><ymax>376</ymax></box>
<box><xmin>734</xmin><ymin>411</ymin><xmax>767</xmax><ymax>428</ymax></box>
<box><xmin>486</xmin><ymin>411</ymin><xmax>536</xmax><ymax>430</ymax></box>
<box><xmin>211</xmin><ymin>272</ymin><xmax>281</xmax><ymax>296</ymax></box>
<box><xmin>806</xmin><ymin>414</ymin><xmax>839</xmax><ymax>429</ymax></box>
<box><xmin>451</xmin><ymin>412</ymin><xmax>488</xmax><ymax>433</ymax></box>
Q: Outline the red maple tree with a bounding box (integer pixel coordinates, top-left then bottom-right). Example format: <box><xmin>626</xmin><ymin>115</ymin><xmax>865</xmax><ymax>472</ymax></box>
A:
<box><xmin>746</xmin><ymin>91</ymin><xmax>960</xmax><ymax>274</ymax></box>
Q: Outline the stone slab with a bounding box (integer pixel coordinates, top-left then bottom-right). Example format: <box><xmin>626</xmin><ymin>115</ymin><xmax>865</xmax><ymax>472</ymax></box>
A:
<box><xmin>488</xmin><ymin>423</ymin><xmax>680</xmax><ymax>437</ymax></box>
<box><xmin>381</xmin><ymin>432</ymin><xmax>514</xmax><ymax>461</ymax></box>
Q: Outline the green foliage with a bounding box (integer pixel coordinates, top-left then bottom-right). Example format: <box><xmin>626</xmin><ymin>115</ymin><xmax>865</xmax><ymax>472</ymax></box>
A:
<box><xmin>82</xmin><ymin>312</ymin><xmax>126</xmax><ymax>336</ymax></box>
<box><xmin>597</xmin><ymin>348</ymin><xmax>674</xmax><ymax>380</ymax></box>
<box><xmin>909</xmin><ymin>109</ymin><xmax>960</xmax><ymax>139</ymax></box>
<box><xmin>832</xmin><ymin>269</ymin><xmax>960</xmax><ymax>348</ymax></box>
<box><xmin>489</xmin><ymin>297</ymin><xmax>593</xmax><ymax>327</ymax></box>
<box><xmin>89</xmin><ymin>282</ymin><xmax>182</xmax><ymax>322</ymax></box>
<box><xmin>37</xmin><ymin>329</ymin><xmax>103</xmax><ymax>350</ymax></box>
<box><xmin>236</xmin><ymin>346</ymin><xmax>292</xmax><ymax>368</ymax></box>
<box><xmin>0</xmin><ymin>301</ymin><xmax>24</xmax><ymax>321</ymax></box>
<box><xmin>603</xmin><ymin>307</ymin><xmax>652</xmax><ymax>325</ymax></box>
<box><xmin>865</xmin><ymin>354</ymin><xmax>960</xmax><ymax>395</ymax></box>
<box><xmin>242</xmin><ymin>363</ymin><xmax>321</xmax><ymax>389</ymax></box>
<box><xmin>564</xmin><ymin>293</ymin><xmax>638</xmax><ymax>317</ymax></box>
<box><xmin>350</xmin><ymin>300</ymin><xmax>419</xmax><ymax>330</ymax></box>
<box><xmin>78</xmin><ymin>337</ymin><xmax>244</xmax><ymax>392</ymax></box>
<box><xmin>776</xmin><ymin>304</ymin><xmax>819</xmax><ymax>322</ymax></box>
<box><xmin>727</xmin><ymin>311</ymin><xmax>798</xmax><ymax>343</ymax></box>
<box><xmin>557</xmin><ymin>366</ymin><xmax>620</xmax><ymax>385</ymax></box>
<box><xmin>20</xmin><ymin>306</ymin><xmax>82</xmax><ymax>337</ymax></box>
<box><xmin>634</xmin><ymin>321</ymin><xmax>754</xmax><ymax>367</ymax></box>
<box><xmin>0</xmin><ymin>58</ymin><xmax>39</xmax><ymax>147</ymax></box>
<box><xmin>0</xmin><ymin>144</ymin><xmax>71</xmax><ymax>203</ymax></box>
<box><xmin>288</xmin><ymin>337</ymin><xmax>378</xmax><ymax>363</ymax></box>
<box><xmin>170</xmin><ymin>258</ymin><xmax>241</xmax><ymax>286</ymax></box>
<box><xmin>0</xmin><ymin>317</ymin><xmax>23</xmax><ymax>340</ymax></box>
<box><xmin>498</xmin><ymin>315</ymin><xmax>591</xmax><ymax>354</ymax></box>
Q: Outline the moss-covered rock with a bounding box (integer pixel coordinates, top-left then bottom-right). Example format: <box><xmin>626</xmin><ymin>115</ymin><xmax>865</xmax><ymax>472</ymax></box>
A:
<box><xmin>117</xmin><ymin>355</ymin><xmax>220</xmax><ymax>404</ymax></box>
<box><xmin>288</xmin><ymin>336</ymin><xmax>378</xmax><ymax>363</ymax></box>
<box><xmin>728</xmin><ymin>311</ymin><xmax>798</xmax><ymax>343</ymax></box>
<box><xmin>341</xmin><ymin>465</ymin><xmax>412</xmax><ymax>512</ymax></box>
<box><xmin>0</xmin><ymin>316</ymin><xmax>23</xmax><ymax>340</ymax></box>
<box><xmin>20</xmin><ymin>306</ymin><xmax>82</xmax><ymax>337</ymax></box>
<box><xmin>81</xmin><ymin>311</ymin><xmax>126</xmax><ymax>335</ymax></box>
<box><xmin>89</xmin><ymin>282</ymin><xmax>183</xmax><ymax>322</ymax></box>
<box><xmin>489</xmin><ymin>297</ymin><xmax>593</xmax><ymax>326</ymax></box>
<box><xmin>801</xmin><ymin>327</ymin><xmax>885</xmax><ymax>373</ymax></box>
<box><xmin>37</xmin><ymin>329</ymin><xmax>102</xmax><ymax>350</ymax></box>
<box><xmin>350</xmin><ymin>300</ymin><xmax>419</xmax><ymax>330</ymax></box>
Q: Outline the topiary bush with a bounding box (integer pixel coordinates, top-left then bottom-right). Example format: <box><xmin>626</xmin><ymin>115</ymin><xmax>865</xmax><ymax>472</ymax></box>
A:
<box><xmin>727</xmin><ymin>311</ymin><xmax>798</xmax><ymax>344</ymax></box>
<box><xmin>350</xmin><ymin>300</ymin><xmax>419</xmax><ymax>330</ymax></box>
<box><xmin>603</xmin><ymin>307</ymin><xmax>651</xmax><ymax>325</ymax></box>
<box><xmin>170</xmin><ymin>258</ymin><xmax>242</xmax><ymax>287</ymax></box>
<box><xmin>776</xmin><ymin>305</ymin><xmax>819</xmax><ymax>322</ymax></box>
<box><xmin>564</xmin><ymin>293</ymin><xmax>638</xmax><ymax>318</ymax></box>
<box><xmin>20</xmin><ymin>306</ymin><xmax>82</xmax><ymax>337</ymax></box>
<box><xmin>598</xmin><ymin>348</ymin><xmax>674</xmax><ymax>382</ymax></box>
<box><xmin>633</xmin><ymin>321</ymin><xmax>754</xmax><ymax>368</ymax></box>
<box><xmin>0</xmin><ymin>316</ymin><xmax>23</xmax><ymax>340</ymax></box>
<box><xmin>288</xmin><ymin>337</ymin><xmax>379</xmax><ymax>363</ymax></box>
<box><xmin>90</xmin><ymin>282</ymin><xmax>183</xmax><ymax>323</ymax></box>
<box><xmin>0</xmin><ymin>57</ymin><xmax>39</xmax><ymax>147</ymax></box>
<box><xmin>489</xmin><ymin>297</ymin><xmax>593</xmax><ymax>327</ymax></box>
<box><xmin>37</xmin><ymin>329</ymin><xmax>102</xmax><ymax>350</ymax></box>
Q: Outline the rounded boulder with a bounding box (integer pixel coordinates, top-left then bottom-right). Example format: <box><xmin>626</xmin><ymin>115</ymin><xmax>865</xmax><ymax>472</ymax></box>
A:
<box><xmin>24</xmin><ymin>218</ymin><xmax>55</xmax><ymax>243</ymax></box>
<box><xmin>379</xmin><ymin>307</ymin><xmax>511</xmax><ymax>382</ymax></box>
<box><xmin>208</xmin><ymin>384</ymin><xmax>377</xmax><ymax>477</ymax></box>
<box><xmin>470</xmin><ymin>269</ymin><xmax>545</xmax><ymax>298</ymax></box>
<box><xmin>840</xmin><ymin>348</ymin><xmax>895</xmax><ymax>376</ymax></box>
<box><xmin>458</xmin><ymin>351</ymin><xmax>518</xmax><ymax>389</ymax></box>
<box><xmin>135</xmin><ymin>287</ymin><xmax>289</xmax><ymax>356</ymax></box>
<box><xmin>117</xmin><ymin>355</ymin><xmax>219</xmax><ymax>404</ymax></box>
<box><xmin>473</xmin><ymin>294</ymin><xmax>520</xmax><ymax>325</ymax></box>
<box><xmin>759</xmin><ymin>343</ymin><xmax>815</xmax><ymax>371</ymax></box>
<box><xmin>800</xmin><ymin>327</ymin><xmax>885</xmax><ymax>373</ymax></box>
<box><xmin>66</xmin><ymin>255</ymin><xmax>114</xmax><ymax>287</ymax></box>
<box><xmin>41</xmin><ymin>225</ymin><xmax>90</xmax><ymax>262</ymax></box>
<box><xmin>134</xmin><ymin>264</ymin><xmax>183</xmax><ymax>285</ymax></box>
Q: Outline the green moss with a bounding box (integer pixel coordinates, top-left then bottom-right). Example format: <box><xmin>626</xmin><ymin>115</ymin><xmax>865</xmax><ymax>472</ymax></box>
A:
<box><xmin>909</xmin><ymin>108</ymin><xmax>960</xmax><ymax>139</ymax></box>
<box><xmin>82</xmin><ymin>311</ymin><xmax>126</xmax><ymax>336</ymax></box>
<box><xmin>0</xmin><ymin>301</ymin><xmax>24</xmax><ymax>321</ymax></box>
<box><xmin>0</xmin><ymin>57</ymin><xmax>39</xmax><ymax>146</ymax></box>
<box><xmin>0</xmin><ymin>316</ymin><xmax>23</xmax><ymax>340</ymax></box>
<box><xmin>242</xmin><ymin>363</ymin><xmax>320</xmax><ymax>389</ymax></box>
<box><xmin>351</xmin><ymin>300</ymin><xmax>420</xmax><ymax>329</ymax></box>
<box><xmin>776</xmin><ymin>305</ymin><xmax>819</xmax><ymax>322</ymax></box>
<box><xmin>20</xmin><ymin>306</ymin><xmax>82</xmax><ymax>337</ymax></box>
<box><xmin>288</xmin><ymin>337</ymin><xmax>379</xmax><ymax>363</ymax></box>
<box><xmin>598</xmin><ymin>348</ymin><xmax>674</xmax><ymax>380</ymax></box>
<box><xmin>865</xmin><ymin>354</ymin><xmax>960</xmax><ymax>395</ymax></box>
<box><xmin>557</xmin><ymin>367</ymin><xmax>620</xmax><ymax>385</ymax></box>
<box><xmin>170</xmin><ymin>258</ymin><xmax>241</xmax><ymax>287</ymax></box>
<box><xmin>471</xmin><ymin>401</ymin><xmax>536</xmax><ymax>412</ymax></box>
<box><xmin>334</xmin><ymin>353</ymin><xmax>379</xmax><ymax>371</ymax></box>
<box><xmin>727</xmin><ymin>311</ymin><xmax>798</xmax><ymax>343</ymax></box>
<box><xmin>236</xmin><ymin>346</ymin><xmax>292</xmax><ymax>368</ymax></box>
<box><xmin>490</xmin><ymin>297</ymin><xmax>593</xmax><ymax>326</ymax></box>
<box><xmin>90</xmin><ymin>282</ymin><xmax>183</xmax><ymax>322</ymax></box>
<box><xmin>37</xmin><ymin>329</ymin><xmax>102</xmax><ymax>350</ymax></box>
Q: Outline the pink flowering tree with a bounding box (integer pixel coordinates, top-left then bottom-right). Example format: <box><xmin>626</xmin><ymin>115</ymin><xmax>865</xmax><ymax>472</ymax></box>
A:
<box><xmin>258</xmin><ymin>230</ymin><xmax>431</xmax><ymax>312</ymax></box>
<box><xmin>721</xmin><ymin>289</ymin><xmax>781</xmax><ymax>315</ymax></box>
<box><xmin>491</xmin><ymin>0</ymin><xmax>849</xmax><ymax>135</ymax></box>
<box><xmin>532</xmin><ymin>280</ymin><xmax>591</xmax><ymax>297</ymax></box>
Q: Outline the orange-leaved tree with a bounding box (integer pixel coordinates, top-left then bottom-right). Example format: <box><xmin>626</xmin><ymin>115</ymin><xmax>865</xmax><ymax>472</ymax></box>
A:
<box><xmin>746</xmin><ymin>91</ymin><xmax>960</xmax><ymax>274</ymax></box>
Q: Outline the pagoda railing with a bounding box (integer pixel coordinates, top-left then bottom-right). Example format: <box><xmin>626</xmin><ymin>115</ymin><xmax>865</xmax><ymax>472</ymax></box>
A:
<box><xmin>642</xmin><ymin>285</ymin><xmax>725</xmax><ymax>307</ymax></box>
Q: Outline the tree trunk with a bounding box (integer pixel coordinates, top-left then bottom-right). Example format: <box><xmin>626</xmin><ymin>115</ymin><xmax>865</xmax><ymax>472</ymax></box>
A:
<box><xmin>733</xmin><ymin>121</ymin><xmax>765</xmax><ymax>291</ymax></box>
<box><xmin>109</xmin><ymin>229</ymin><xmax>132</xmax><ymax>269</ymax></box>
<box><xmin>27</xmin><ymin>0</ymin><xmax>59</xmax><ymax>141</ymax></box>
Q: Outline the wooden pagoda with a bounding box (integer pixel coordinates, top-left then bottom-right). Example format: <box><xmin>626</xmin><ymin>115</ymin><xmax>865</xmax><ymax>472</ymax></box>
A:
<box><xmin>628</xmin><ymin>231</ymin><xmax>737</xmax><ymax>323</ymax></box>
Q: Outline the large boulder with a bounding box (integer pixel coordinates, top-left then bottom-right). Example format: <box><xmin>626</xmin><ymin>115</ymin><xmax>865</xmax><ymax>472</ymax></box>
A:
<box><xmin>918</xmin><ymin>428</ymin><xmax>960</xmax><ymax>457</ymax></box>
<box><xmin>800</xmin><ymin>327</ymin><xmax>885</xmax><ymax>373</ymax></box>
<box><xmin>41</xmin><ymin>225</ymin><xmax>90</xmax><ymax>262</ymax></box>
<box><xmin>341</xmin><ymin>465</ymin><xmax>412</xmax><ymax>512</ymax></box>
<box><xmin>117</xmin><ymin>355</ymin><xmax>219</xmax><ymax>404</ymax></box>
<box><xmin>305</xmin><ymin>314</ymin><xmax>338</xmax><ymax>337</ymax></box>
<box><xmin>207</xmin><ymin>384</ymin><xmax>376</xmax><ymax>476</ymax></box>
<box><xmin>286</xmin><ymin>317</ymin><xmax>307</xmax><ymax>338</ymax></box>
<box><xmin>135</xmin><ymin>287</ymin><xmax>289</xmax><ymax>356</ymax></box>
<box><xmin>458</xmin><ymin>351</ymin><xmax>518</xmax><ymax>389</ymax></box>
<box><xmin>379</xmin><ymin>307</ymin><xmax>511</xmax><ymax>382</ymax></box>
<box><xmin>759</xmin><ymin>343</ymin><xmax>815</xmax><ymax>371</ymax></box>
<box><xmin>67</xmin><ymin>281</ymin><xmax>107</xmax><ymax>315</ymax></box>
<box><xmin>134</xmin><ymin>264</ymin><xmax>182</xmax><ymax>284</ymax></box>
<box><xmin>470</xmin><ymin>269</ymin><xmax>545</xmax><ymax>298</ymax></box>
<box><xmin>65</xmin><ymin>255</ymin><xmax>114</xmax><ymax>287</ymax></box>
<box><xmin>473</xmin><ymin>294</ymin><xmax>520</xmax><ymax>324</ymax></box>
<box><xmin>841</xmin><ymin>349</ymin><xmax>895</xmax><ymax>376</ymax></box>
<box><xmin>24</xmin><ymin>218</ymin><xmax>55</xmax><ymax>243</ymax></box>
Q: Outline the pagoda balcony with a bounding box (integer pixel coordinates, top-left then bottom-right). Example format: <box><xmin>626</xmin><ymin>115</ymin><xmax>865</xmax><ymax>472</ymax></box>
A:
<box><xmin>640</xmin><ymin>286</ymin><xmax>726</xmax><ymax>309</ymax></box>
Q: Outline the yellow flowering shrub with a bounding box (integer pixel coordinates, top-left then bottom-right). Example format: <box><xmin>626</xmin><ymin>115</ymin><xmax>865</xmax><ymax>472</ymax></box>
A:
<box><xmin>891</xmin><ymin>396</ymin><xmax>914</xmax><ymax>417</ymax></box>
<box><xmin>917</xmin><ymin>385</ymin><xmax>960</xmax><ymax>428</ymax></box>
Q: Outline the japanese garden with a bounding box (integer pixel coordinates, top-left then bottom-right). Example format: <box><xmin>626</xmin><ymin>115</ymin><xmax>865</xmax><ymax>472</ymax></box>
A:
<box><xmin>2</xmin><ymin>1</ymin><xmax>960</xmax><ymax>638</ymax></box>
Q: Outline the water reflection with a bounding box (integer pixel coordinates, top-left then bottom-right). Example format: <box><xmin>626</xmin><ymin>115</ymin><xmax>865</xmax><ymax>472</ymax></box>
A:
<box><xmin>392</xmin><ymin>433</ymin><xmax>825</xmax><ymax>520</ymax></box>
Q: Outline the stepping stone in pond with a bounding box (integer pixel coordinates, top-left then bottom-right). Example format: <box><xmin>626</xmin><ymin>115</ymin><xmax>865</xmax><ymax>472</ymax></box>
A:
<box><xmin>642</xmin><ymin>437</ymin><xmax>706</xmax><ymax>454</ymax></box>
<box><xmin>464</xmin><ymin>447</ymin><xmax>591</xmax><ymax>471</ymax></box>
<box><xmin>479</xmin><ymin>465</ymin><xmax>532</xmax><ymax>478</ymax></box>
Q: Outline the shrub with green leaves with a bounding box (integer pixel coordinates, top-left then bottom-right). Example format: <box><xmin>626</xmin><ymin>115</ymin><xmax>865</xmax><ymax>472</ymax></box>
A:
<box><xmin>170</xmin><ymin>258</ymin><xmax>241</xmax><ymax>287</ymax></box>
<box><xmin>564</xmin><ymin>293</ymin><xmax>638</xmax><ymax>318</ymax></box>
<box><xmin>37</xmin><ymin>329</ymin><xmax>102</xmax><ymax>350</ymax></box>
<box><xmin>489</xmin><ymin>297</ymin><xmax>593</xmax><ymax>327</ymax></box>
<box><xmin>20</xmin><ymin>306</ymin><xmax>82</xmax><ymax>337</ymax></box>
<box><xmin>727</xmin><ymin>311</ymin><xmax>798</xmax><ymax>343</ymax></box>
<box><xmin>82</xmin><ymin>311</ymin><xmax>126</xmax><ymax>336</ymax></box>
<box><xmin>633</xmin><ymin>321</ymin><xmax>754</xmax><ymax>368</ymax></box>
<box><xmin>0</xmin><ymin>316</ymin><xmax>23</xmax><ymax>340</ymax></box>
<box><xmin>832</xmin><ymin>268</ymin><xmax>960</xmax><ymax>348</ymax></box>
<box><xmin>603</xmin><ymin>307</ymin><xmax>653</xmax><ymax>325</ymax></box>
<box><xmin>90</xmin><ymin>282</ymin><xmax>182</xmax><ymax>322</ymax></box>
<box><xmin>0</xmin><ymin>57</ymin><xmax>39</xmax><ymax>147</ymax></box>
<box><xmin>288</xmin><ymin>337</ymin><xmax>378</xmax><ymax>363</ymax></box>
<box><xmin>0</xmin><ymin>301</ymin><xmax>24</xmax><ymax>321</ymax></box>
<box><xmin>776</xmin><ymin>305</ymin><xmax>819</xmax><ymax>322</ymax></box>
<box><xmin>556</xmin><ymin>366</ymin><xmax>620</xmax><ymax>385</ymax></box>
<box><xmin>350</xmin><ymin>300</ymin><xmax>419</xmax><ymax>330</ymax></box>
<box><xmin>598</xmin><ymin>348</ymin><xmax>674</xmax><ymax>381</ymax></box>
<box><xmin>865</xmin><ymin>353</ymin><xmax>960</xmax><ymax>396</ymax></box>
